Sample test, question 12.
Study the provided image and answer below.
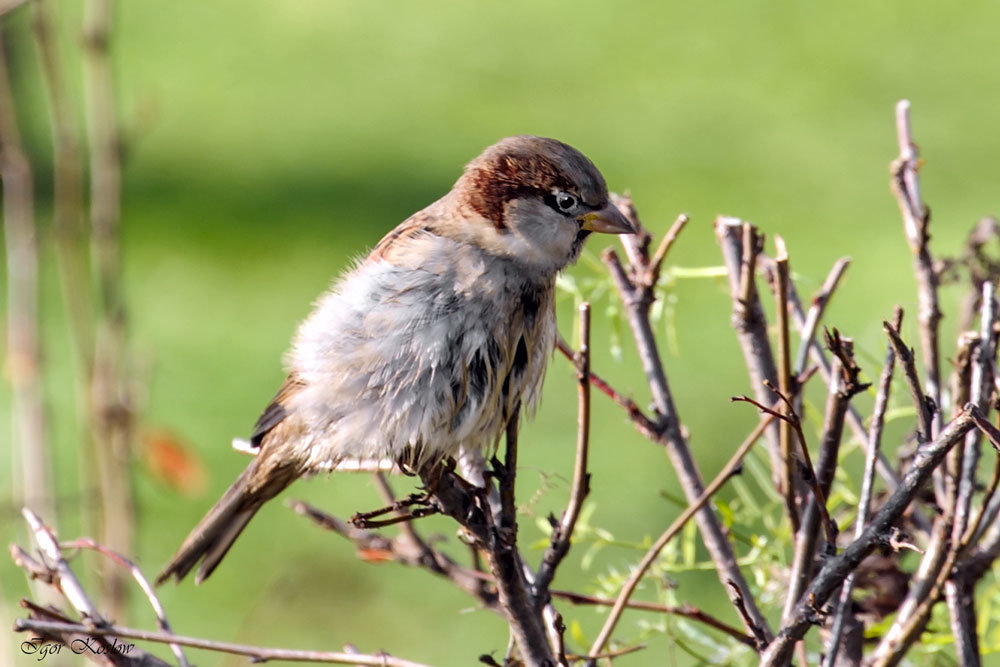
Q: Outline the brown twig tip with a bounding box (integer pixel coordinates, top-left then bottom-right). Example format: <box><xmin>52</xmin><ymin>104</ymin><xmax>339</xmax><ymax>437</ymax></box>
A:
<box><xmin>648</xmin><ymin>213</ymin><xmax>691</xmax><ymax>286</ymax></box>
<box><xmin>824</xmin><ymin>328</ymin><xmax>870</xmax><ymax>397</ymax></box>
<box><xmin>727</xmin><ymin>580</ymin><xmax>769</xmax><ymax>650</ymax></box>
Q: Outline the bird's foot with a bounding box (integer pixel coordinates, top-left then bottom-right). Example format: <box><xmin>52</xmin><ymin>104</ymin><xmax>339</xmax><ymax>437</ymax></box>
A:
<box><xmin>349</xmin><ymin>492</ymin><xmax>438</xmax><ymax>529</ymax></box>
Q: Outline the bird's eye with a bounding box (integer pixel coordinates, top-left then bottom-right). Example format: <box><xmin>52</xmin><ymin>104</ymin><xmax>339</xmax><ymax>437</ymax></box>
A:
<box><xmin>556</xmin><ymin>193</ymin><xmax>577</xmax><ymax>210</ymax></box>
<box><xmin>543</xmin><ymin>191</ymin><xmax>579</xmax><ymax>216</ymax></box>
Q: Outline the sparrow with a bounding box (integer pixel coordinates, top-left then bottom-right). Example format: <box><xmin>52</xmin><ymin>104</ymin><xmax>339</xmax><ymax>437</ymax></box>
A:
<box><xmin>157</xmin><ymin>136</ymin><xmax>634</xmax><ymax>585</ymax></box>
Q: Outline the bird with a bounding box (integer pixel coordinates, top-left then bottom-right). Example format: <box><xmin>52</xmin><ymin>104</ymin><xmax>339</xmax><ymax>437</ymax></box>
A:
<box><xmin>156</xmin><ymin>136</ymin><xmax>634</xmax><ymax>585</ymax></box>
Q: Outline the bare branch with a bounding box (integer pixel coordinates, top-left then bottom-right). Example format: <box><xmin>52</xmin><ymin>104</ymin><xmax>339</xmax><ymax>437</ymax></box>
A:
<box><xmin>782</xmin><ymin>332</ymin><xmax>865</xmax><ymax>628</ymax></box>
<box><xmin>868</xmin><ymin>518</ymin><xmax>954</xmax><ymax>667</ymax></box>
<box><xmin>954</xmin><ymin>282</ymin><xmax>997</xmax><ymax>536</ymax></box>
<box><xmin>483</xmin><ymin>411</ymin><xmax>555</xmax><ymax>666</ymax></box>
<box><xmin>17</xmin><ymin>602</ymin><xmax>172</xmax><ymax>667</ymax></box>
<box><xmin>768</xmin><ymin>258</ymin><xmax>909</xmax><ymax>510</ymax></box>
<box><xmin>555</xmin><ymin>336</ymin><xmax>663</xmax><ymax>443</ymax></box>
<box><xmin>891</xmin><ymin>100</ymin><xmax>942</xmax><ymax>420</ymax></box>
<box><xmin>290</xmin><ymin>500</ymin><xmax>496</xmax><ymax>608</ymax></box>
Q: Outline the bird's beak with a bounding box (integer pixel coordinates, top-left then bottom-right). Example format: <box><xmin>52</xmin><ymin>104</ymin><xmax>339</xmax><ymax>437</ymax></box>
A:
<box><xmin>579</xmin><ymin>204</ymin><xmax>635</xmax><ymax>235</ymax></box>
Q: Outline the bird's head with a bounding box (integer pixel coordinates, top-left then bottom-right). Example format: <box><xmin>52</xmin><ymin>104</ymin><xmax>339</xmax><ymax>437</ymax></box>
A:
<box><xmin>448</xmin><ymin>136</ymin><xmax>634</xmax><ymax>274</ymax></box>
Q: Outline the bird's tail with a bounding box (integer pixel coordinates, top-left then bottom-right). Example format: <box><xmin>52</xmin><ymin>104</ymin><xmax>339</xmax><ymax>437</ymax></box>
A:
<box><xmin>156</xmin><ymin>456</ymin><xmax>299</xmax><ymax>585</ymax></box>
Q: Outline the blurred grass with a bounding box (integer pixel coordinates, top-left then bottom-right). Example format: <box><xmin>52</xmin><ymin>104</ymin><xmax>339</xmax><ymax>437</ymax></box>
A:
<box><xmin>3</xmin><ymin>0</ymin><xmax>1000</xmax><ymax>664</ymax></box>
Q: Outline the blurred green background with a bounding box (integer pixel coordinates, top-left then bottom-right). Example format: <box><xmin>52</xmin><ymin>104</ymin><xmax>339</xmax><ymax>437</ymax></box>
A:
<box><xmin>3</xmin><ymin>1</ymin><xmax>1000</xmax><ymax>664</ymax></box>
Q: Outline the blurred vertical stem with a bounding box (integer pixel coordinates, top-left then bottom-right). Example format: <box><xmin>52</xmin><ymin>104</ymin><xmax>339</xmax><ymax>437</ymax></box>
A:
<box><xmin>0</xmin><ymin>21</ymin><xmax>57</xmax><ymax>526</ymax></box>
<box><xmin>83</xmin><ymin>0</ymin><xmax>134</xmax><ymax>619</ymax></box>
<box><xmin>31</xmin><ymin>0</ymin><xmax>97</xmax><ymax>536</ymax></box>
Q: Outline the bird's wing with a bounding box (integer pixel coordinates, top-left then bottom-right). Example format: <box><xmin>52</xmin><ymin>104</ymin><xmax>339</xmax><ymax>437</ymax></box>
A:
<box><xmin>249</xmin><ymin>374</ymin><xmax>306</xmax><ymax>448</ymax></box>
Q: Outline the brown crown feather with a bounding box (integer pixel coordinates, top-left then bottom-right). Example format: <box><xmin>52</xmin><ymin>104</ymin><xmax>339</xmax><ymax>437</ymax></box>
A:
<box><xmin>457</xmin><ymin>136</ymin><xmax>608</xmax><ymax>230</ymax></box>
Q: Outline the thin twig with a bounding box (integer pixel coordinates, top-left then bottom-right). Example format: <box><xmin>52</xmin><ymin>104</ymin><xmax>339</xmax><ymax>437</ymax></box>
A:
<box><xmin>13</xmin><ymin>618</ymin><xmax>433</xmax><ymax>667</ymax></box>
<box><xmin>782</xmin><ymin>333</ymin><xmax>866</xmax><ymax>628</ymax></box>
<box><xmin>555</xmin><ymin>337</ymin><xmax>663</xmax><ymax>443</ymax></box>
<box><xmin>550</xmin><ymin>590</ymin><xmax>756</xmax><ymax>648</ymax></box>
<box><xmin>536</xmin><ymin>303</ymin><xmax>592</xmax><ymax>598</ymax></box>
<box><xmin>61</xmin><ymin>538</ymin><xmax>190</xmax><ymax>667</ymax></box>
<box><xmin>21</xmin><ymin>508</ymin><xmax>103</xmax><ymax>621</ymax></box>
<box><xmin>883</xmin><ymin>319</ymin><xmax>933</xmax><ymax>444</ymax></box>
<box><xmin>774</xmin><ymin>235</ymin><xmax>800</xmax><ymax>530</ymax></box>
<box><xmin>588</xmin><ymin>412</ymin><xmax>776</xmax><ymax>658</ymax></box>
<box><xmin>735</xmin><ymin>382</ymin><xmax>838</xmax><ymax>547</ymax></box>
<box><xmin>646</xmin><ymin>213</ymin><xmax>690</xmax><ymax>287</ymax></box>
<box><xmin>793</xmin><ymin>257</ymin><xmax>851</xmax><ymax>376</ymax></box>
<box><xmin>18</xmin><ymin>600</ymin><xmax>172</xmax><ymax>667</ymax></box>
<box><xmin>727</xmin><ymin>580</ymin><xmax>770</xmax><ymax>650</ymax></box>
